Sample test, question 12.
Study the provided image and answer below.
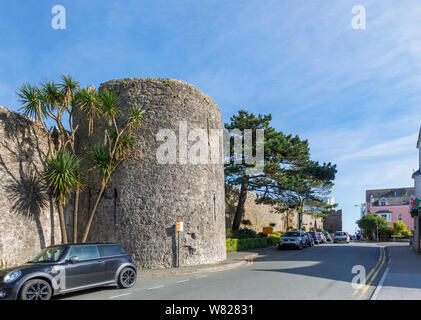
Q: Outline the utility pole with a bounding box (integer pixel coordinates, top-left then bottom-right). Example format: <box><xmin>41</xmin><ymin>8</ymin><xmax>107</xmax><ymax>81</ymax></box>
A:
<box><xmin>376</xmin><ymin>221</ymin><xmax>379</xmax><ymax>242</ymax></box>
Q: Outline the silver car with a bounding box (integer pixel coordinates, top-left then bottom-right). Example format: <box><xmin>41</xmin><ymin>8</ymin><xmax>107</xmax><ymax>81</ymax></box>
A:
<box><xmin>278</xmin><ymin>231</ymin><xmax>306</xmax><ymax>250</ymax></box>
<box><xmin>334</xmin><ymin>231</ymin><xmax>350</xmax><ymax>243</ymax></box>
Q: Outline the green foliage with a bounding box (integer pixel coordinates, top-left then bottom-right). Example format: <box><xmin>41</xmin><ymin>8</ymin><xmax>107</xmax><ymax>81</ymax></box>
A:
<box><xmin>88</xmin><ymin>143</ymin><xmax>112</xmax><ymax>179</ymax></box>
<box><xmin>44</xmin><ymin>149</ymin><xmax>81</xmax><ymax>203</ymax></box>
<box><xmin>226</xmin><ymin>238</ymin><xmax>268</xmax><ymax>252</ymax></box>
<box><xmin>357</xmin><ymin>214</ymin><xmax>388</xmax><ymax>240</ymax></box>
<box><xmin>224</xmin><ymin>109</ymin><xmax>337</xmax><ymax>231</ymax></box>
<box><xmin>392</xmin><ymin>221</ymin><xmax>412</xmax><ymax>238</ymax></box>
<box><xmin>241</xmin><ymin>219</ymin><xmax>252</xmax><ymax>226</ymax></box>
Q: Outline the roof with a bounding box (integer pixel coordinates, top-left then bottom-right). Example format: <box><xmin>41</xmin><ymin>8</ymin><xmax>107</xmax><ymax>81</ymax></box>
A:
<box><xmin>366</xmin><ymin>187</ymin><xmax>414</xmax><ymax>206</ymax></box>
<box><xmin>48</xmin><ymin>243</ymin><xmax>119</xmax><ymax>247</ymax></box>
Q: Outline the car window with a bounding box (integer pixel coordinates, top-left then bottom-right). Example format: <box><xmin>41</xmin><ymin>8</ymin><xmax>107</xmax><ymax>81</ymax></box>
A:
<box><xmin>68</xmin><ymin>245</ymin><xmax>100</xmax><ymax>261</ymax></box>
<box><xmin>335</xmin><ymin>232</ymin><xmax>346</xmax><ymax>236</ymax></box>
<box><xmin>98</xmin><ymin>245</ymin><xmax>126</xmax><ymax>257</ymax></box>
<box><xmin>30</xmin><ymin>246</ymin><xmax>66</xmax><ymax>263</ymax></box>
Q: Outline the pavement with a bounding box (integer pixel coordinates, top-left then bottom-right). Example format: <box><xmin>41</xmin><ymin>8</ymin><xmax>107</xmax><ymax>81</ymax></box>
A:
<box><xmin>136</xmin><ymin>246</ymin><xmax>272</xmax><ymax>279</ymax></box>
<box><xmin>59</xmin><ymin>241</ymin><xmax>386</xmax><ymax>300</ymax></box>
<box><xmin>371</xmin><ymin>241</ymin><xmax>421</xmax><ymax>300</ymax></box>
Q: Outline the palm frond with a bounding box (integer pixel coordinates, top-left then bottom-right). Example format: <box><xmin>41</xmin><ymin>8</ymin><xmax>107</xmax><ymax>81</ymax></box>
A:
<box><xmin>17</xmin><ymin>83</ymin><xmax>48</xmax><ymax>121</ymax></box>
<box><xmin>44</xmin><ymin>149</ymin><xmax>81</xmax><ymax>203</ymax></box>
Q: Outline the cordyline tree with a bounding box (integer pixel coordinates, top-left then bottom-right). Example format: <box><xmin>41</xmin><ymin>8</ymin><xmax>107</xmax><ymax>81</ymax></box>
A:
<box><xmin>80</xmin><ymin>88</ymin><xmax>144</xmax><ymax>243</ymax></box>
<box><xmin>17</xmin><ymin>75</ymin><xmax>82</xmax><ymax>244</ymax></box>
<box><xmin>224</xmin><ymin>110</ymin><xmax>317</xmax><ymax>231</ymax></box>
<box><xmin>17</xmin><ymin>76</ymin><xmax>144</xmax><ymax>244</ymax></box>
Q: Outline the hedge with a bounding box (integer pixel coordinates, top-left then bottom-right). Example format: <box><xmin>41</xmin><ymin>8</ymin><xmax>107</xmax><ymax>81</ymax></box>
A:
<box><xmin>226</xmin><ymin>238</ymin><xmax>268</xmax><ymax>252</ymax></box>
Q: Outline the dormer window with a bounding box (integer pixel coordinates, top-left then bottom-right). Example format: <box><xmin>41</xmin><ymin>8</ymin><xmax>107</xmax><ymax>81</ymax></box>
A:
<box><xmin>379</xmin><ymin>198</ymin><xmax>388</xmax><ymax>206</ymax></box>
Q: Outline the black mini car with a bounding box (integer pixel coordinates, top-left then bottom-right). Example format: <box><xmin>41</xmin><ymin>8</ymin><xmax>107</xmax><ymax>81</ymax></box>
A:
<box><xmin>0</xmin><ymin>243</ymin><xmax>137</xmax><ymax>300</ymax></box>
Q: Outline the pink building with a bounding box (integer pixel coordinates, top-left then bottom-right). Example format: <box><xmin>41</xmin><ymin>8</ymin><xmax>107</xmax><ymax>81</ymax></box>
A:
<box><xmin>365</xmin><ymin>187</ymin><xmax>414</xmax><ymax>231</ymax></box>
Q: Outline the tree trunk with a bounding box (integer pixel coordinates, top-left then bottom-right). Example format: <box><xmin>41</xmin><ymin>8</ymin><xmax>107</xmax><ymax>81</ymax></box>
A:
<box><xmin>81</xmin><ymin>181</ymin><xmax>106</xmax><ymax>243</ymax></box>
<box><xmin>58</xmin><ymin>202</ymin><xmax>68</xmax><ymax>244</ymax></box>
<box><xmin>73</xmin><ymin>189</ymin><xmax>80</xmax><ymax>243</ymax></box>
<box><xmin>232</xmin><ymin>183</ymin><xmax>248</xmax><ymax>231</ymax></box>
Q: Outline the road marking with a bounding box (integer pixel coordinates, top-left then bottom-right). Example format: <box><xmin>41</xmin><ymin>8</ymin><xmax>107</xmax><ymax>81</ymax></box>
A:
<box><xmin>148</xmin><ymin>285</ymin><xmax>164</xmax><ymax>290</ymax></box>
<box><xmin>109</xmin><ymin>293</ymin><xmax>132</xmax><ymax>299</ymax></box>
<box><xmin>195</xmin><ymin>275</ymin><xmax>208</xmax><ymax>279</ymax></box>
<box><xmin>352</xmin><ymin>246</ymin><xmax>385</xmax><ymax>296</ymax></box>
<box><xmin>177</xmin><ymin>279</ymin><xmax>190</xmax><ymax>283</ymax></box>
<box><xmin>371</xmin><ymin>257</ymin><xmax>391</xmax><ymax>300</ymax></box>
<box><xmin>358</xmin><ymin>247</ymin><xmax>386</xmax><ymax>299</ymax></box>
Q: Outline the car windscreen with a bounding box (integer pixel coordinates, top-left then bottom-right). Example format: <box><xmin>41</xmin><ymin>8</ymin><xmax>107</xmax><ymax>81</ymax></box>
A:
<box><xmin>30</xmin><ymin>246</ymin><xmax>66</xmax><ymax>263</ymax></box>
<box><xmin>335</xmin><ymin>232</ymin><xmax>346</xmax><ymax>236</ymax></box>
<box><xmin>284</xmin><ymin>232</ymin><xmax>300</xmax><ymax>237</ymax></box>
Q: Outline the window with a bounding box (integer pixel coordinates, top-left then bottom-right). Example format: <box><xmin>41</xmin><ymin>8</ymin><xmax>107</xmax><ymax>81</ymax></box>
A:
<box><xmin>398</xmin><ymin>214</ymin><xmax>403</xmax><ymax>222</ymax></box>
<box><xmin>67</xmin><ymin>245</ymin><xmax>100</xmax><ymax>261</ymax></box>
<box><xmin>379</xmin><ymin>198</ymin><xmax>388</xmax><ymax>206</ymax></box>
<box><xmin>98</xmin><ymin>245</ymin><xmax>126</xmax><ymax>257</ymax></box>
<box><xmin>30</xmin><ymin>246</ymin><xmax>66</xmax><ymax>263</ymax></box>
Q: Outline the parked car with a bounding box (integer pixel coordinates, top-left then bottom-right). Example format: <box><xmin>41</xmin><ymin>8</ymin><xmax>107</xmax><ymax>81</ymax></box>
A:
<box><xmin>318</xmin><ymin>232</ymin><xmax>327</xmax><ymax>243</ymax></box>
<box><xmin>279</xmin><ymin>231</ymin><xmax>307</xmax><ymax>250</ymax></box>
<box><xmin>304</xmin><ymin>233</ymin><xmax>315</xmax><ymax>247</ymax></box>
<box><xmin>308</xmin><ymin>231</ymin><xmax>322</xmax><ymax>244</ymax></box>
<box><xmin>0</xmin><ymin>243</ymin><xmax>137</xmax><ymax>300</ymax></box>
<box><xmin>334</xmin><ymin>231</ymin><xmax>350</xmax><ymax>244</ymax></box>
<box><xmin>324</xmin><ymin>232</ymin><xmax>332</xmax><ymax>242</ymax></box>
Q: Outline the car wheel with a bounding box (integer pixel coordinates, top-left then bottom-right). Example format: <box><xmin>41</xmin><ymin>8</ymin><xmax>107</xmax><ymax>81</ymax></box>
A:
<box><xmin>118</xmin><ymin>267</ymin><xmax>137</xmax><ymax>288</ymax></box>
<box><xmin>20</xmin><ymin>279</ymin><xmax>52</xmax><ymax>300</ymax></box>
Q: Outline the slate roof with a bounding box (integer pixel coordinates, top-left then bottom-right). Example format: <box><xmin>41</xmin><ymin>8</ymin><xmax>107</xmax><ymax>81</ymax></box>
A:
<box><xmin>366</xmin><ymin>187</ymin><xmax>414</xmax><ymax>206</ymax></box>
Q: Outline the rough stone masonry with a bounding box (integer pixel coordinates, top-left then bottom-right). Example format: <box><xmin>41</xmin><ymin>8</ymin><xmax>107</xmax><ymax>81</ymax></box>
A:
<box><xmin>0</xmin><ymin>106</ymin><xmax>62</xmax><ymax>266</ymax></box>
<box><xmin>73</xmin><ymin>78</ymin><xmax>227</xmax><ymax>268</ymax></box>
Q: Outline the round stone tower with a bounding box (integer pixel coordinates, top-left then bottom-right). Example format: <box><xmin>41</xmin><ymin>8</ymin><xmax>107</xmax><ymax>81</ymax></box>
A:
<box><xmin>73</xmin><ymin>78</ymin><xmax>226</xmax><ymax>268</ymax></box>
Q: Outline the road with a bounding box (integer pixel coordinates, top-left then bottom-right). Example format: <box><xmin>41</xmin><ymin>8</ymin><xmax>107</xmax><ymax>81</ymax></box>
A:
<box><xmin>59</xmin><ymin>241</ymin><xmax>387</xmax><ymax>300</ymax></box>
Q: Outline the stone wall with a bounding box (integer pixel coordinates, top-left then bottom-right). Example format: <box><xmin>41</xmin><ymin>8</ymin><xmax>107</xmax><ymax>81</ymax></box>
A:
<box><xmin>225</xmin><ymin>185</ymin><xmax>323</xmax><ymax>233</ymax></box>
<box><xmin>0</xmin><ymin>106</ymin><xmax>62</xmax><ymax>266</ymax></box>
<box><xmin>73</xmin><ymin>78</ymin><xmax>226</xmax><ymax>268</ymax></box>
<box><xmin>323</xmin><ymin>209</ymin><xmax>343</xmax><ymax>233</ymax></box>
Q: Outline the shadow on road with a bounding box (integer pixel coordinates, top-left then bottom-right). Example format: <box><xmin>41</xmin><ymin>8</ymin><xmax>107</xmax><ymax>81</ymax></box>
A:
<box><xmin>249</xmin><ymin>243</ymin><xmax>382</xmax><ymax>285</ymax></box>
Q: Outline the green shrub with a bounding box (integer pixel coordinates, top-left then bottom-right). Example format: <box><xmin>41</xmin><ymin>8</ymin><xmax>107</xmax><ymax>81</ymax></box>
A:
<box><xmin>226</xmin><ymin>238</ymin><xmax>268</xmax><ymax>252</ymax></box>
<box><xmin>241</xmin><ymin>219</ymin><xmax>252</xmax><ymax>226</ymax></box>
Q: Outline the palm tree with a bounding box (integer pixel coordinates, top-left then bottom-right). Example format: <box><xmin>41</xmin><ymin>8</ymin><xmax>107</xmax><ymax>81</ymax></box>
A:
<box><xmin>59</xmin><ymin>75</ymin><xmax>82</xmax><ymax>243</ymax></box>
<box><xmin>74</xmin><ymin>87</ymin><xmax>101</xmax><ymax>137</ymax></box>
<box><xmin>81</xmin><ymin>103</ymin><xmax>143</xmax><ymax>243</ymax></box>
<box><xmin>44</xmin><ymin>150</ymin><xmax>81</xmax><ymax>244</ymax></box>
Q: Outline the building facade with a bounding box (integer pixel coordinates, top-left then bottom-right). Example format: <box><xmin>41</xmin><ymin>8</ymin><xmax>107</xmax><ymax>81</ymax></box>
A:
<box><xmin>365</xmin><ymin>187</ymin><xmax>414</xmax><ymax>231</ymax></box>
<box><xmin>323</xmin><ymin>209</ymin><xmax>343</xmax><ymax>233</ymax></box>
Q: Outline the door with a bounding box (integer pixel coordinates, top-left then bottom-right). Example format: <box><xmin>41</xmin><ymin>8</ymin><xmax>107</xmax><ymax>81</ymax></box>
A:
<box><xmin>64</xmin><ymin>245</ymin><xmax>106</xmax><ymax>289</ymax></box>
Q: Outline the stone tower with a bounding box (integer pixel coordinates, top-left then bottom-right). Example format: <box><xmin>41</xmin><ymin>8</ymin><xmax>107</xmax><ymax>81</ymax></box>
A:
<box><xmin>73</xmin><ymin>78</ymin><xmax>226</xmax><ymax>268</ymax></box>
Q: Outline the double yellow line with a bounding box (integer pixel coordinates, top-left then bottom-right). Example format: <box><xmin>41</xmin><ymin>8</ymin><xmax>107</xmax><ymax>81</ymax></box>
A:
<box><xmin>352</xmin><ymin>246</ymin><xmax>386</xmax><ymax>299</ymax></box>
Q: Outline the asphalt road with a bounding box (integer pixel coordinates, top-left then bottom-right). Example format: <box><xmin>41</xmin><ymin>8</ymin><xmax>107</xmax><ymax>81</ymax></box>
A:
<box><xmin>59</xmin><ymin>242</ymin><xmax>387</xmax><ymax>300</ymax></box>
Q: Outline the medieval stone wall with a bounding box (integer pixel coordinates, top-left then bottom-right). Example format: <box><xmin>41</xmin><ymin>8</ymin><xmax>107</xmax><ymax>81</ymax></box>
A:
<box><xmin>225</xmin><ymin>185</ymin><xmax>324</xmax><ymax>233</ymax></box>
<box><xmin>0</xmin><ymin>106</ymin><xmax>62</xmax><ymax>266</ymax></box>
<box><xmin>73</xmin><ymin>78</ymin><xmax>226</xmax><ymax>268</ymax></box>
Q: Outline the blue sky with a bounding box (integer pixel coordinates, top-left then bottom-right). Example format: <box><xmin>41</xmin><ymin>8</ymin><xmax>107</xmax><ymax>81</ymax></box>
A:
<box><xmin>1</xmin><ymin>0</ymin><xmax>421</xmax><ymax>233</ymax></box>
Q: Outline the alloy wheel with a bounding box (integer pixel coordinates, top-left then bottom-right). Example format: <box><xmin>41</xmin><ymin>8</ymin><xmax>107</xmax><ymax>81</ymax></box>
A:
<box><xmin>120</xmin><ymin>268</ymin><xmax>136</xmax><ymax>288</ymax></box>
<box><xmin>22</xmin><ymin>280</ymin><xmax>52</xmax><ymax>300</ymax></box>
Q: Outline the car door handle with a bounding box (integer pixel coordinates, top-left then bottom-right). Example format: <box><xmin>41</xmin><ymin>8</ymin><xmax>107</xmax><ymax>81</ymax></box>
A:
<box><xmin>97</xmin><ymin>260</ymin><xmax>105</xmax><ymax>264</ymax></box>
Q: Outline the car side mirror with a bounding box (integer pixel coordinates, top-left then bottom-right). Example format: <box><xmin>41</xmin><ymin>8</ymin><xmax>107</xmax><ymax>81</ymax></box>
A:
<box><xmin>69</xmin><ymin>256</ymin><xmax>79</xmax><ymax>264</ymax></box>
